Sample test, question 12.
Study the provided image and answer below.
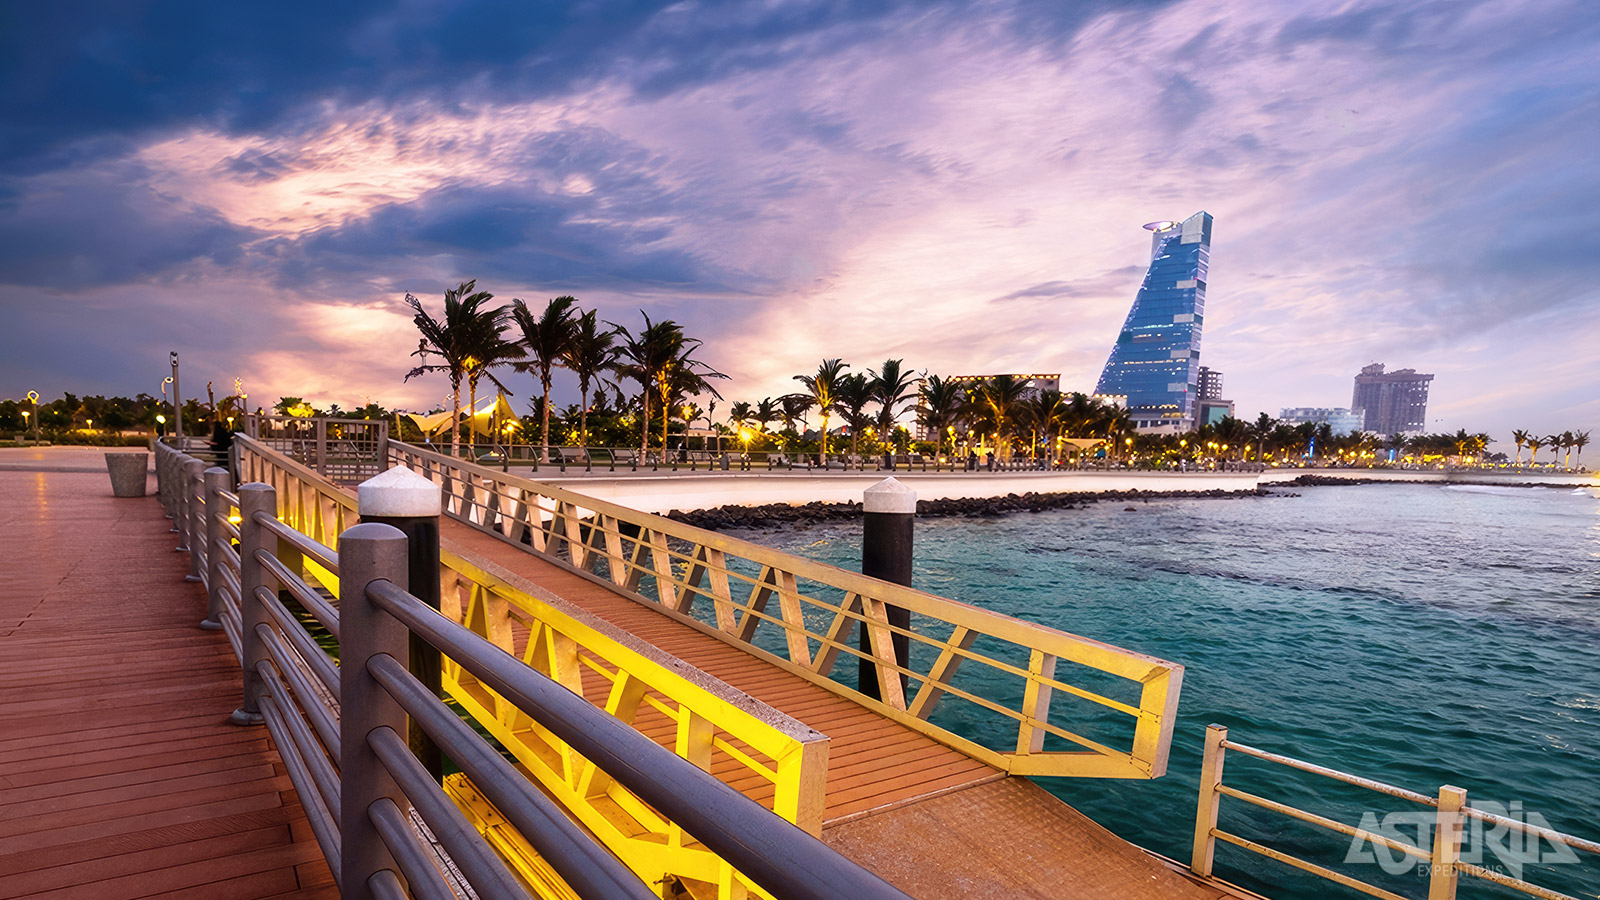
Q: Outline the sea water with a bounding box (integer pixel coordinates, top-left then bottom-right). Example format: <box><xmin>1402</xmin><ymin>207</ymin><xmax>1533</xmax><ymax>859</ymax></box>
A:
<box><xmin>727</xmin><ymin>483</ymin><xmax>1600</xmax><ymax>898</ymax></box>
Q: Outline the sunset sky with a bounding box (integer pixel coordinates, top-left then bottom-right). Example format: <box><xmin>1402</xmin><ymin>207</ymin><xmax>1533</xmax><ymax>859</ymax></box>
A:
<box><xmin>1</xmin><ymin>1</ymin><xmax>1596</xmax><ymax>441</ymax></box>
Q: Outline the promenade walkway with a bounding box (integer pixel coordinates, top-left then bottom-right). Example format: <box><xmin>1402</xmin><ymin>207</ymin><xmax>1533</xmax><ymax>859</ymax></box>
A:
<box><xmin>0</xmin><ymin>465</ymin><xmax>332</xmax><ymax>900</ymax></box>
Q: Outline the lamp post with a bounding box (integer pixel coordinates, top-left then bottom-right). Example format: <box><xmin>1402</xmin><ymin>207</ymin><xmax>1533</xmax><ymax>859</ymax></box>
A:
<box><xmin>161</xmin><ymin>376</ymin><xmax>173</xmax><ymax>423</ymax></box>
<box><xmin>169</xmin><ymin>351</ymin><xmax>184</xmax><ymax>442</ymax></box>
<box><xmin>26</xmin><ymin>390</ymin><xmax>39</xmax><ymax>443</ymax></box>
<box><xmin>156</xmin><ymin>413</ymin><xmax>167</xmax><ymax>437</ymax></box>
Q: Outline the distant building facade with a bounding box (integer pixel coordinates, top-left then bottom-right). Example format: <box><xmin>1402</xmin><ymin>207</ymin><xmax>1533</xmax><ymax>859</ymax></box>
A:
<box><xmin>1198</xmin><ymin>399</ymin><xmax>1236</xmax><ymax>426</ymax></box>
<box><xmin>1197</xmin><ymin>366</ymin><xmax>1224</xmax><ymax>401</ymax></box>
<box><xmin>1351</xmin><ymin>364</ymin><xmax>1433</xmax><ymax>435</ymax></box>
<box><xmin>1094</xmin><ymin>211</ymin><xmax>1213</xmax><ymax>431</ymax></box>
<box><xmin>1279</xmin><ymin>407</ymin><xmax>1366</xmax><ymax>434</ymax></box>
<box><xmin>948</xmin><ymin>374</ymin><xmax>1060</xmax><ymax>395</ymax></box>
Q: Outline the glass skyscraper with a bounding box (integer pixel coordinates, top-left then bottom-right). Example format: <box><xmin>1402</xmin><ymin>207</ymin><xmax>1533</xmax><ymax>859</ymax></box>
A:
<box><xmin>1094</xmin><ymin>211</ymin><xmax>1212</xmax><ymax>430</ymax></box>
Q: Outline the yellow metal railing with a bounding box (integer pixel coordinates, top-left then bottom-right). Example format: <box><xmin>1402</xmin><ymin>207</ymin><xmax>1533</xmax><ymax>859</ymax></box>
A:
<box><xmin>236</xmin><ymin>436</ymin><xmax>829</xmax><ymax>899</ymax></box>
<box><xmin>388</xmin><ymin>440</ymin><xmax>1184</xmax><ymax>779</ymax></box>
<box><xmin>1193</xmin><ymin>724</ymin><xmax>1600</xmax><ymax>900</ymax></box>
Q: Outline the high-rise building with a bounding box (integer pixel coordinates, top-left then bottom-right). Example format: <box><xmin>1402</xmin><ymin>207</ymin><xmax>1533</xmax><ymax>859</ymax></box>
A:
<box><xmin>1351</xmin><ymin>364</ymin><xmax>1433</xmax><ymax>435</ymax></box>
<box><xmin>1197</xmin><ymin>366</ymin><xmax>1223</xmax><ymax>401</ymax></box>
<box><xmin>1094</xmin><ymin>211</ymin><xmax>1212</xmax><ymax>432</ymax></box>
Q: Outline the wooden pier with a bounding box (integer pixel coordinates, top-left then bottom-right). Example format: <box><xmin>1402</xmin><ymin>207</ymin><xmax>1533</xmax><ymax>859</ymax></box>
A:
<box><xmin>0</xmin><ymin>446</ymin><xmax>1244</xmax><ymax>900</ymax></box>
<box><xmin>0</xmin><ymin>468</ymin><xmax>332</xmax><ymax>900</ymax></box>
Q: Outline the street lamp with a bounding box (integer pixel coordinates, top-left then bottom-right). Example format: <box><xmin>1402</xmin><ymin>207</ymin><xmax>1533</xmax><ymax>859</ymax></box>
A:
<box><xmin>155</xmin><ymin>413</ymin><xmax>166</xmax><ymax>437</ymax></box>
<box><xmin>26</xmin><ymin>390</ymin><xmax>39</xmax><ymax>443</ymax></box>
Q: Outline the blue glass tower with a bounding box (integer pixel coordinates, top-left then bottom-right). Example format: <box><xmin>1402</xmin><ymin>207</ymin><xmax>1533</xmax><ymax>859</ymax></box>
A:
<box><xmin>1094</xmin><ymin>211</ymin><xmax>1212</xmax><ymax>430</ymax></box>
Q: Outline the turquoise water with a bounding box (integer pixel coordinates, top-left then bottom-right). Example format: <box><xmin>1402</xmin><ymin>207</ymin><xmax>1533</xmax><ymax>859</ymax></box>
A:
<box><xmin>728</xmin><ymin>483</ymin><xmax>1600</xmax><ymax>899</ymax></box>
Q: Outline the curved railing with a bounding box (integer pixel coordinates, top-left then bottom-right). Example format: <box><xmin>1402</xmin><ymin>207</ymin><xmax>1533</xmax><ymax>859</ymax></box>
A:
<box><xmin>228</xmin><ymin>436</ymin><xmax>841</xmax><ymax>897</ymax></box>
<box><xmin>387</xmin><ymin>439</ymin><xmax>1184</xmax><ymax>780</ymax></box>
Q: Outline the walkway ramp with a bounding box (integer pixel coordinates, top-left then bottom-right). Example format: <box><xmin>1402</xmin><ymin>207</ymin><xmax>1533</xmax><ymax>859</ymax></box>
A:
<box><xmin>439</xmin><ymin>518</ymin><xmax>1226</xmax><ymax>899</ymax></box>
<box><xmin>0</xmin><ymin>469</ymin><xmax>333</xmax><ymax>900</ymax></box>
<box><xmin>239</xmin><ymin>436</ymin><xmax>1221</xmax><ymax>898</ymax></box>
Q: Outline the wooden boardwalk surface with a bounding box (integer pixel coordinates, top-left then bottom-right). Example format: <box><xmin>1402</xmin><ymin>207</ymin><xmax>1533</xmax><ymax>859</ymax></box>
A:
<box><xmin>0</xmin><ymin>468</ymin><xmax>332</xmax><ymax>900</ymax></box>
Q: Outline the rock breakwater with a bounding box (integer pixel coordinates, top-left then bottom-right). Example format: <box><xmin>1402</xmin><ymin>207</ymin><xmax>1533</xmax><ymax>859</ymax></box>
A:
<box><xmin>665</xmin><ymin>487</ymin><xmax>1281</xmax><ymax>531</ymax></box>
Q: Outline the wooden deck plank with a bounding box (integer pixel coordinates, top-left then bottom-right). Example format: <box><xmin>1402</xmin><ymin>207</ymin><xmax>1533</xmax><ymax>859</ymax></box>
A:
<box><xmin>440</xmin><ymin>519</ymin><xmax>998</xmax><ymax>824</ymax></box>
<box><xmin>0</xmin><ymin>470</ymin><xmax>330</xmax><ymax>900</ymax></box>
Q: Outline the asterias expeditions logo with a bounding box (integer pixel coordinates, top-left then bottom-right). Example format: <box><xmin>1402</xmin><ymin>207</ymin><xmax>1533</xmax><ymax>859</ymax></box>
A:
<box><xmin>1345</xmin><ymin>801</ymin><xmax>1580</xmax><ymax>881</ymax></box>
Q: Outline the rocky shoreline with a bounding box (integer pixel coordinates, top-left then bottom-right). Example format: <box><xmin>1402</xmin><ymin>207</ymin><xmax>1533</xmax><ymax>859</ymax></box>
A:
<box><xmin>665</xmin><ymin>486</ymin><xmax>1285</xmax><ymax>531</ymax></box>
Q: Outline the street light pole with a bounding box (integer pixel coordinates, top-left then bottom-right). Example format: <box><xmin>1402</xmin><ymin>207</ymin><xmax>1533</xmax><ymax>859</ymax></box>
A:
<box><xmin>170</xmin><ymin>351</ymin><xmax>184</xmax><ymax>442</ymax></box>
<box><xmin>26</xmin><ymin>390</ymin><xmax>39</xmax><ymax>443</ymax></box>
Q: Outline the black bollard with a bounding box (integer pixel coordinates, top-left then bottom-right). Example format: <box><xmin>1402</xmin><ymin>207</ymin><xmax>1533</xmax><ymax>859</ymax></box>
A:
<box><xmin>358</xmin><ymin>466</ymin><xmax>445</xmax><ymax>784</ymax></box>
<box><xmin>860</xmin><ymin>478</ymin><xmax>914</xmax><ymax>701</ymax></box>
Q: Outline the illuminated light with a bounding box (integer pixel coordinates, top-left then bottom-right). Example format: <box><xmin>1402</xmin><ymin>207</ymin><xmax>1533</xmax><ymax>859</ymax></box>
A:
<box><xmin>156</xmin><ymin>414</ymin><xmax>166</xmax><ymax>423</ymax></box>
<box><xmin>1142</xmin><ymin>221</ymin><xmax>1176</xmax><ymax>231</ymax></box>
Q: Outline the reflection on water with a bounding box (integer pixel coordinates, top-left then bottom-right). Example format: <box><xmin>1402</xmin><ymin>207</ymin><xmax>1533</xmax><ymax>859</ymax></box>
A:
<box><xmin>733</xmin><ymin>484</ymin><xmax>1600</xmax><ymax>898</ymax></box>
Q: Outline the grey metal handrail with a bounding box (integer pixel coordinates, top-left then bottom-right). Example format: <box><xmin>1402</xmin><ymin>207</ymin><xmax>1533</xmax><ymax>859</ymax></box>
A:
<box><xmin>367</xmin><ymin>577</ymin><xmax>917</xmax><ymax>900</ymax></box>
<box><xmin>156</xmin><ymin>445</ymin><xmax>918</xmax><ymax>900</ymax></box>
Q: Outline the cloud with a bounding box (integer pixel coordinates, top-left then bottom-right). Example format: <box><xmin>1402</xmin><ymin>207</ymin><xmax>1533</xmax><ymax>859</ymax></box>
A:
<box><xmin>0</xmin><ymin>163</ymin><xmax>256</xmax><ymax>288</ymax></box>
<box><xmin>1</xmin><ymin>0</ymin><xmax>1598</xmax><ymax>448</ymax></box>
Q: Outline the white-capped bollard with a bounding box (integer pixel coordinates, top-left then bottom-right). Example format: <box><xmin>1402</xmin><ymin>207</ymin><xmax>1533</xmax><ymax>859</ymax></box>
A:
<box><xmin>358</xmin><ymin>465</ymin><xmax>444</xmax><ymax>782</ymax></box>
<box><xmin>860</xmin><ymin>478</ymin><xmax>915</xmax><ymax>702</ymax></box>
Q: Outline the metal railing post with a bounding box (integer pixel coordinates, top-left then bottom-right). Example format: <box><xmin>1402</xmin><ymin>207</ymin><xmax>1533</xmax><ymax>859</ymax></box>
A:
<box><xmin>230</xmin><ymin>482</ymin><xmax>277</xmax><ymax>726</ymax></box>
<box><xmin>182</xmin><ymin>457</ymin><xmax>206</xmax><ymax>579</ymax></box>
<box><xmin>358</xmin><ymin>467</ymin><xmax>444</xmax><ymax>784</ymax></box>
<box><xmin>315</xmin><ymin>418</ymin><xmax>327</xmax><ymax>475</ymax></box>
<box><xmin>375</xmin><ymin>420</ymin><xmax>390</xmax><ymax>473</ymax></box>
<box><xmin>199</xmin><ymin>466</ymin><xmax>230</xmax><ymax>630</ymax></box>
<box><xmin>168</xmin><ymin>447</ymin><xmax>187</xmax><ymax>535</ymax></box>
<box><xmin>1427</xmin><ymin>785</ymin><xmax>1466</xmax><ymax>900</ymax></box>
<box><xmin>339</xmin><ymin>522</ymin><xmax>411</xmax><ymax>900</ymax></box>
<box><xmin>1191</xmin><ymin>724</ymin><xmax>1228</xmax><ymax>877</ymax></box>
<box><xmin>156</xmin><ymin>445</ymin><xmax>175</xmax><ymax>521</ymax></box>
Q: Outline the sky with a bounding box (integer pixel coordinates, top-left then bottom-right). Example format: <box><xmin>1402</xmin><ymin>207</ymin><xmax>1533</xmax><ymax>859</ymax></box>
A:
<box><xmin>1</xmin><ymin>0</ymin><xmax>1597</xmax><ymax>443</ymax></box>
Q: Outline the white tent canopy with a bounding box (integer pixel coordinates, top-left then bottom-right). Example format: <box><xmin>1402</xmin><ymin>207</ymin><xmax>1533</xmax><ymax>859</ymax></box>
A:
<box><xmin>407</xmin><ymin>392</ymin><xmax>518</xmax><ymax>439</ymax></box>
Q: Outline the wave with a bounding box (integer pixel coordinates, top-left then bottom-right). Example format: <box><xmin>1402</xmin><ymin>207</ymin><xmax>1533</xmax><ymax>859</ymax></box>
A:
<box><xmin>1443</xmin><ymin>484</ymin><xmax>1540</xmax><ymax>496</ymax></box>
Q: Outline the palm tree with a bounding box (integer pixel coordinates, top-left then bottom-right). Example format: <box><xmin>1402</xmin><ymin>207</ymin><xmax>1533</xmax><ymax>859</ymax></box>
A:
<box><xmin>1022</xmin><ymin>389</ymin><xmax>1066</xmax><ymax>461</ymax></box>
<box><xmin>728</xmin><ymin>401</ymin><xmax>754</xmax><ymax>432</ymax></box>
<box><xmin>972</xmin><ymin>374</ymin><xmax>1032</xmax><ymax>459</ymax></box>
<box><xmin>1251</xmin><ymin>412</ymin><xmax>1276</xmax><ymax>462</ymax></box>
<box><xmin>1213</xmin><ymin>415</ymin><xmax>1249</xmax><ymax>460</ymax></box>
<box><xmin>754</xmin><ymin>397</ymin><xmax>780</xmax><ymax>434</ymax></box>
<box><xmin>1510</xmin><ymin>429</ymin><xmax>1530</xmax><ymax>467</ymax></box>
<box><xmin>561</xmin><ymin>309</ymin><xmax>621</xmax><ymax>448</ymax></box>
<box><xmin>835</xmin><ymin>373</ymin><xmax>876</xmax><ymax>455</ymax></box>
<box><xmin>793</xmin><ymin>359</ymin><xmax>849</xmax><ymax>456</ymax></box>
<box><xmin>779</xmin><ymin>393</ymin><xmax>813</xmax><ymax>435</ymax></box>
<box><xmin>917</xmin><ymin>375</ymin><xmax>967</xmax><ymax>460</ymax></box>
<box><xmin>1527</xmin><ymin>435</ymin><xmax>1545</xmax><ymax>467</ymax></box>
<box><xmin>1573</xmin><ymin>431</ymin><xmax>1590</xmax><ymax>470</ymax></box>
<box><xmin>614</xmin><ymin>313</ymin><xmax>726</xmax><ymax>456</ymax></box>
<box><xmin>510</xmin><ymin>296</ymin><xmax>579</xmax><ymax>460</ymax></box>
<box><xmin>869</xmin><ymin>359</ymin><xmax>917</xmax><ymax>434</ymax></box>
<box><xmin>405</xmin><ymin>280</ymin><xmax>511</xmax><ymax>457</ymax></box>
